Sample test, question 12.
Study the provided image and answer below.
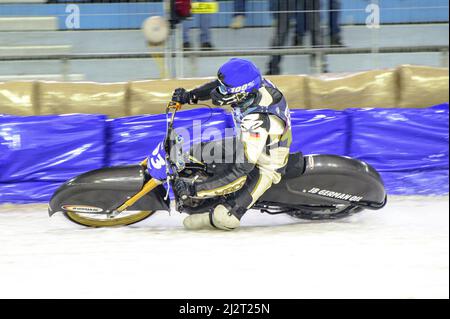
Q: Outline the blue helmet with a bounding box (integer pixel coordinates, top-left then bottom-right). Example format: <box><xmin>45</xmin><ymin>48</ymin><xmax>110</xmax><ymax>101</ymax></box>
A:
<box><xmin>217</xmin><ymin>58</ymin><xmax>262</xmax><ymax>96</ymax></box>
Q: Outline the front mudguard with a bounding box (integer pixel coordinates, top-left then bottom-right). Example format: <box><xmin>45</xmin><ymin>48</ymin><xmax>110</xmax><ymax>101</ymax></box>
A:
<box><xmin>48</xmin><ymin>165</ymin><xmax>170</xmax><ymax>216</ymax></box>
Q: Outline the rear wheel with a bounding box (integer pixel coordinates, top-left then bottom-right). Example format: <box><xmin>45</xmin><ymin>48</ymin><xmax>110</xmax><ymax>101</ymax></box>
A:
<box><xmin>63</xmin><ymin>210</ymin><xmax>155</xmax><ymax>228</ymax></box>
<box><xmin>286</xmin><ymin>205</ymin><xmax>364</xmax><ymax>220</ymax></box>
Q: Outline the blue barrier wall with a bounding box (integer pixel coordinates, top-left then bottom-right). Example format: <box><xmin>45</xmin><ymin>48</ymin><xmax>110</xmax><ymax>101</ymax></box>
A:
<box><xmin>107</xmin><ymin>108</ymin><xmax>233</xmax><ymax>166</ymax></box>
<box><xmin>0</xmin><ymin>114</ymin><xmax>107</xmax><ymax>182</ymax></box>
<box><xmin>290</xmin><ymin>109</ymin><xmax>348</xmax><ymax>156</ymax></box>
<box><xmin>349</xmin><ymin>104</ymin><xmax>449</xmax><ymax>172</ymax></box>
<box><xmin>348</xmin><ymin>104</ymin><xmax>449</xmax><ymax>195</ymax></box>
<box><xmin>0</xmin><ymin>114</ymin><xmax>107</xmax><ymax>203</ymax></box>
<box><xmin>1</xmin><ymin>0</ymin><xmax>448</xmax><ymax>30</ymax></box>
<box><xmin>0</xmin><ymin>104</ymin><xmax>448</xmax><ymax>203</ymax></box>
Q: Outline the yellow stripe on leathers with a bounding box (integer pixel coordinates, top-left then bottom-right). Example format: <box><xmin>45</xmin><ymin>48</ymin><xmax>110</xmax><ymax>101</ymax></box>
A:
<box><xmin>197</xmin><ymin>176</ymin><xmax>247</xmax><ymax>197</ymax></box>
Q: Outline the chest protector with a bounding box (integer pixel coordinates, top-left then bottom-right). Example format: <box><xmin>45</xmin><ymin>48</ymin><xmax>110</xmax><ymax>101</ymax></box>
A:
<box><xmin>232</xmin><ymin>80</ymin><xmax>291</xmax><ymax>133</ymax></box>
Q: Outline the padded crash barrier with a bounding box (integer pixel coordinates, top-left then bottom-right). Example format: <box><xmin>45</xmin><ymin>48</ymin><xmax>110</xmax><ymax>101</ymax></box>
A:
<box><xmin>0</xmin><ymin>114</ymin><xmax>107</xmax><ymax>182</ymax></box>
<box><xmin>107</xmin><ymin>108</ymin><xmax>233</xmax><ymax>167</ymax></box>
<box><xmin>0</xmin><ymin>103</ymin><xmax>448</xmax><ymax>203</ymax></box>
<box><xmin>0</xmin><ymin>65</ymin><xmax>448</xmax><ymax>116</ymax></box>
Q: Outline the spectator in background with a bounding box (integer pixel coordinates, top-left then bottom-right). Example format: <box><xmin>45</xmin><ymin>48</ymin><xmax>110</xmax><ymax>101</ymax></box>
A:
<box><xmin>183</xmin><ymin>0</ymin><xmax>215</xmax><ymax>50</ymax></box>
<box><xmin>329</xmin><ymin>0</ymin><xmax>343</xmax><ymax>46</ymax></box>
<box><xmin>267</xmin><ymin>0</ymin><xmax>322</xmax><ymax>75</ymax></box>
<box><xmin>229</xmin><ymin>0</ymin><xmax>246</xmax><ymax>29</ymax></box>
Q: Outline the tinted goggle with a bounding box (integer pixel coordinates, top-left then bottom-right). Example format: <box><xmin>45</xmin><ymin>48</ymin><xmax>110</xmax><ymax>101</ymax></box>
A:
<box><xmin>218</xmin><ymin>80</ymin><xmax>231</xmax><ymax>95</ymax></box>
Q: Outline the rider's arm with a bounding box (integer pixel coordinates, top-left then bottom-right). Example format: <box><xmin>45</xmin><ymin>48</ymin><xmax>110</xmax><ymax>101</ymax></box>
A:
<box><xmin>189</xmin><ymin>80</ymin><xmax>220</xmax><ymax>102</ymax></box>
<box><xmin>194</xmin><ymin>113</ymin><xmax>270</xmax><ymax>194</ymax></box>
<box><xmin>172</xmin><ymin>80</ymin><xmax>220</xmax><ymax>105</ymax></box>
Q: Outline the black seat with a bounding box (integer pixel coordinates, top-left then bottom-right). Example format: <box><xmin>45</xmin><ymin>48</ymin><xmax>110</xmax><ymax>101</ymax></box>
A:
<box><xmin>285</xmin><ymin>152</ymin><xmax>305</xmax><ymax>178</ymax></box>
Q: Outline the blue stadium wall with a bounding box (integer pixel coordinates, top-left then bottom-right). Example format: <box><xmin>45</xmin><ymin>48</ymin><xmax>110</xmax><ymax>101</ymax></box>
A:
<box><xmin>0</xmin><ymin>103</ymin><xmax>448</xmax><ymax>203</ymax></box>
<box><xmin>0</xmin><ymin>0</ymin><xmax>448</xmax><ymax>30</ymax></box>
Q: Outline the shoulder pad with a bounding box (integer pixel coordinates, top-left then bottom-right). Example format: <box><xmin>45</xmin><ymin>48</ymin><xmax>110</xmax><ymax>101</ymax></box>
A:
<box><xmin>265</xmin><ymin>86</ymin><xmax>283</xmax><ymax>104</ymax></box>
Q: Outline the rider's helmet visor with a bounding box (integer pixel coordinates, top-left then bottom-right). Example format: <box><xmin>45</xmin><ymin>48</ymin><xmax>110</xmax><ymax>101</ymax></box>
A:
<box><xmin>218</xmin><ymin>79</ymin><xmax>230</xmax><ymax>95</ymax></box>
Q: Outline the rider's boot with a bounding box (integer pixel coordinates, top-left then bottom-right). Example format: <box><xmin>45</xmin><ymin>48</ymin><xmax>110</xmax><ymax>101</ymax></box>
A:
<box><xmin>183</xmin><ymin>205</ymin><xmax>241</xmax><ymax>231</ymax></box>
<box><xmin>211</xmin><ymin>205</ymin><xmax>241</xmax><ymax>230</ymax></box>
<box><xmin>183</xmin><ymin>212</ymin><xmax>214</xmax><ymax>230</ymax></box>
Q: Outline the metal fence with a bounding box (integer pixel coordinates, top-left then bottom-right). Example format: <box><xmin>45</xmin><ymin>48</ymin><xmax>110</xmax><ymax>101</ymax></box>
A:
<box><xmin>0</xmin><ymin>0</ymin><xmax>448</xmax><ymax>81</ymax></box>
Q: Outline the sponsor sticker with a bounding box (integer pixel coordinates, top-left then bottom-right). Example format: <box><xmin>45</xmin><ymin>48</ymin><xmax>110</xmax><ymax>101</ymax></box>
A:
<box><xmin>228</xmin><ymin>81</ymin><xmax>255</xmax><ymax>94</ymax></box>
<box><xmin>61</xmin><ymin>205</ymin><xmax>104</xmax><ymax>213</ymax></box>
<box><xmin>307</xmin><ymin>188</ymin><xmax>363</xmax><ymax>202</ymax></box>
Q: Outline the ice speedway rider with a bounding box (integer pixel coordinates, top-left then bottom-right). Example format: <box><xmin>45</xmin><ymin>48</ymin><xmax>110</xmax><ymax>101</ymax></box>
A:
<box><xmin>171</xmin><ymin>58</ymin><xmax>292</xmax><ymax>231</ymax></box>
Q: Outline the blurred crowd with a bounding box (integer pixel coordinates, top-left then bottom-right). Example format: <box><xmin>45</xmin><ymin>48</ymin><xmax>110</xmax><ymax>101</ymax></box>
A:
<box><xmin>182</xmin><ymin>0</ymin><xmax>343</xmax><ymax>74</ymax></box>
<box><xmin>183</xmin><ymin>1</ymin><xmax>343</xmax><ymax>49</ymax></box>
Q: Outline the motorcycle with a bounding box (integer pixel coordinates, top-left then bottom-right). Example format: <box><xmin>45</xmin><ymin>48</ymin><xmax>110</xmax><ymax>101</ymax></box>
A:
<box><xmin>48</xmin><ymin>102</ymin><xmax>387</xmax><ymax>228</ymax></box>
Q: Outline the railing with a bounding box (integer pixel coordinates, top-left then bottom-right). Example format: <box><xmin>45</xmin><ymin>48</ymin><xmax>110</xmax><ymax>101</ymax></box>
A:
<box><xmin>0</xmin><ymin>0</ymin><xmax>448</xmax><ymax>80</ymax></box>
<box><xmin>0</xmin><ymin>45</ymin><xmax>448</xmax><ymax>79</ymax></box>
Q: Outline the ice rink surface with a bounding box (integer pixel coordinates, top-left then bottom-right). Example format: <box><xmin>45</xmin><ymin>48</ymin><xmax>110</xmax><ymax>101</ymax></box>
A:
<box><xmin>0</xmin><ymin>196</ymin><xmax>448</xmax><ymax>299</ymax></box>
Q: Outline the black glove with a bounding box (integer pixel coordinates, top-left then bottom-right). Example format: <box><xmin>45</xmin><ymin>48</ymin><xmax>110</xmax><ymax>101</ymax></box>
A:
<box><xmin>172</xmin><ymin>88</ymin><xmax>195</xmax><ymax>105</ymax></box>
<box><xmin>174</xmin><ymin>179</ymin><xmax>196</xmax><ymax>200</ymax></box>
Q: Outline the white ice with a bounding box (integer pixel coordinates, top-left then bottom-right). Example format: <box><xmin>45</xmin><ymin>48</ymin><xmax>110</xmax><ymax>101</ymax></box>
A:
<box><xmin>0</xmin><ymin>196</ymin><xmax>448</xmax><ymax>299</ymax></box>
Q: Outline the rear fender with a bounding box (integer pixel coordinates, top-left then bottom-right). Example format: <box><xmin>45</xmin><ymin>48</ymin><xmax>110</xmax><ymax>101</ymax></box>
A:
<box><xmin>262</xmin><ymin>155</ymin><xmax>387</xmax><ymax>209</ymax></box>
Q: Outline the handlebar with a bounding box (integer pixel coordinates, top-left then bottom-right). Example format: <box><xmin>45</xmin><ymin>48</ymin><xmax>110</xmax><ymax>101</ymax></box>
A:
<box><xmin>168</xmin><ymin>101</ymin><xmax>182</xmax><ymax>111</ymax></box>
<box><xmin>163</xmin><ymin>101</ymin><xmax>184</xmax><ymax>179</ymax></box>
<box><xmin>165</xmin><ymin>101</ymin><xmax>181</xmax><ymax>136</ymax></box>
<box><xmin>165</xmin><ymin>101</ymin><xmax>182</xmax><ymax>140</ymax></box>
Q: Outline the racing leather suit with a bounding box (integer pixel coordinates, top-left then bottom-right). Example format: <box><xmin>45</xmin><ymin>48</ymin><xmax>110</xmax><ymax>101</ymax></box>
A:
<box><xmin>184</xmin><ymin>79</ymin><xmax>292</xmax><ymax>230</ymax></box>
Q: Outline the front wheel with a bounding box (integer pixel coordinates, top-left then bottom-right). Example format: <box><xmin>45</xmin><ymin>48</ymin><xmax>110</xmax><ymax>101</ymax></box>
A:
<box><xmin>63</xmin><ymin>210</ymin><xmax>155</xmax><ymax>228</ymax></box>
<box><xmin>286</xmin><ymin>205</ymin><xmax>364</xmax><ymax>220</ymax></box>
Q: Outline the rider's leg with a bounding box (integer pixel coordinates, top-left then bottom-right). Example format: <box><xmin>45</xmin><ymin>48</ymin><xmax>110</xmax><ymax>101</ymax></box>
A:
<box><xmin>183</xmin><ymin>167</ymin><xmax>276</xmax><ymax>230</ymax></box>
<box><xmin>183</xmin><ymin>204</ymin><xmax>241</xmax><ymax>230</ymax></box>
<box><xmin>184</xmin><ymin>115</ymin><xmax>291</xmax><ymax>230</ymax></box>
